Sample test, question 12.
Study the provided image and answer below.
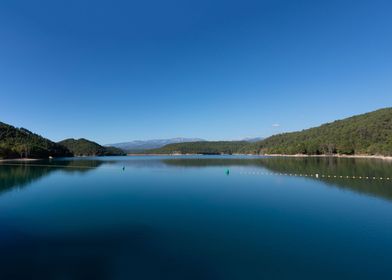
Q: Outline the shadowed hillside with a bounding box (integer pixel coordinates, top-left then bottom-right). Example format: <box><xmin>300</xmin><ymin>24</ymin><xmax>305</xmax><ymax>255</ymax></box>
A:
<box><xmin>0</xmin><ymin>122</ymin><xmax>72</xmax><ymax>159</ymax></box>
<box><xmin>59</xmin><ymin>138</ymin><xmax>125</xmax><ymax>157</ymax></box>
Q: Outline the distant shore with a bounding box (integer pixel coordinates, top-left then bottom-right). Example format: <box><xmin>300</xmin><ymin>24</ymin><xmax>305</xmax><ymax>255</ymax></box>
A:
<box><xmin>262</xmin><ymin>154</ymin><xmax>392</xmax><ymax>161</ymax></box>
<box><xmin>127</xmin><ymin>153</ymin><xmax>392</xmax><ymax>160</ymax></box>
<box><xmin>2</xmin><ymin>154</ymin><xmax>391</xmax><ymax>161</ymax></box>
<box><xmin>0</xmin><ymin>158</ymin><xmax>41</xmax><ymax>162</ymax></box>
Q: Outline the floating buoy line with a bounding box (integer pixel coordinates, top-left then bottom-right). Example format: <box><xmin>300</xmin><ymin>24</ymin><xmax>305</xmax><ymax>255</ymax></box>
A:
<box><xmin>238</xmin><ymin>171</ymin><xmax>391</xmax><ymax>181</ymax></box>
<box><xmin>0</xmin><ymin>163</ymin><xmax>390</xmax><ymax>181</ymax></box>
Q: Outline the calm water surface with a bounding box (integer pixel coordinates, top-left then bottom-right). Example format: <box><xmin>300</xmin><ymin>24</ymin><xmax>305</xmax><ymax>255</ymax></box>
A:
<box><xmin>1</xmin><ymin>156</ymin><xmax>392</xmax><ymax>279</ymax></box>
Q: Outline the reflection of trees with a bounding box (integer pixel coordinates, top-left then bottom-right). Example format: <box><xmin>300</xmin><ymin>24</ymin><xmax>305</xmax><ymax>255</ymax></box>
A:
<box><xmin>254</xmin><ymin>157</ymin><xmax>392</xmax><ymax>178</ymax></box>
<box><xmin>255</xmin><ymin>157</ymin><xmax>392</xmax><ymax>202</ymax></box>
<box><xmin>0</xmin><ymin>165</ymin><xmax>53</xmax><ymax>194</ymax></box>
<box><xmin>2</xmin><ymin>156</ymin><xmax>392</xmax><ymax>202</ymax></box>
<box><xmin>0</xmin><ymin>159</ymin><xmax>104</xmax><ymax>195</ymax></box>
<box><xmin>162</xmin><ymin>157</ymin><xmax>392</xmax><ymax>202</ymax></box>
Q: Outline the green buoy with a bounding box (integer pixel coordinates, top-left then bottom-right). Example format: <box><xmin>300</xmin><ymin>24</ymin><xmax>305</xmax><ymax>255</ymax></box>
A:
<box><xmin>225</xmin><ymin>169</ymin><xmax>230</xmax><ymax>175</ymax></box>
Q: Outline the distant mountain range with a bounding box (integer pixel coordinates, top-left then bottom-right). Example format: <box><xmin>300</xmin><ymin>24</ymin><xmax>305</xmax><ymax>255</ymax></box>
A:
<box><xmin>107</xmin><ymin>138</ymin><xmax>205</xmax><ymax>152</ymax></box>
<box><xmin>241</xmin><ymin>137</ymin><xmax>264</xmax><ymax>142</ymax></box>
<box><xmin>107</xmin><ymin>137</ymin><xmax>264</xmax><ymax>152</ymax></box>
<box><xmin>2</xmin><ymin>107</ymin><xmax>391</xmax><ymax>159</ymax></box>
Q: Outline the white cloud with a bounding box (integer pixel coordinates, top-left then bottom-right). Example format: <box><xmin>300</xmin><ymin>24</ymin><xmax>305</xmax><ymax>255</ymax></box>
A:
<box><xmin>272</xmin><ymin>123</ymin><xmax>280</xmax><ymax>127</ymax></box>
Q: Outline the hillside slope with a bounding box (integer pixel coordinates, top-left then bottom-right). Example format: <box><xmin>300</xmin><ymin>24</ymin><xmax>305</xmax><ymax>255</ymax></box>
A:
<box><xmin>251</xmin><ymin>108</ymin><xmax>392</xmax><ymax>156</ymax></box>
<box><xmin>146</xmin><ymin>108</ymin><xmax>392</xmax><ymax>156</ymax></box>
<box><xmin>0</xmin><ymin>122</ymin><xmax>72</xmax><ymax>159</ymax></box>
<box><xmin>148</xmin><ymin>141</ymin><xmax>249</xmax><ymax>155</ymax></box>
<box><xmin>108</xmin><ymin>138</ymin><xmax>205</xmax><ymax>152</ymax></box>
<box><xmin>59</xmin><ymin>138</ymin><xmax>125</xmax><ymax>156</ymax></box>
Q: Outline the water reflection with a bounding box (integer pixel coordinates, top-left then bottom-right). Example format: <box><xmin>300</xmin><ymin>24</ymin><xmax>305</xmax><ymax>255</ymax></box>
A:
<box><xmin>0</xmin><ymin>159</ymin><xmax>105</xmax><ymax>195</ymax></box>
<box><xmin>163</xmin><ymin>157</ymin><xmax>392</xmax><ymax>201</ymax></box>
<box><xmin>1</xmin><ymin>156</ymin><xmax>392</xmax><ymax>279</ymax></box>
<box><xmin>1</xmin><ymin>156</ymin><xmax>392</xmax><ymax>201</ymax></box>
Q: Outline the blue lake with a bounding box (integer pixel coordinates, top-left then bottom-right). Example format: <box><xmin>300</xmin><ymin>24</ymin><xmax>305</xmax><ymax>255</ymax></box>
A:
<box><xmin>1</xmin><ymin>156</ymin><xmax>392</xmax><ymax>279</ymax></box>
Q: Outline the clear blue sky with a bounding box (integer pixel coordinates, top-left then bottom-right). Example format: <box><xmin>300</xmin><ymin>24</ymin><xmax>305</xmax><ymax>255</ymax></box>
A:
<box><xmin>1</xmin><ymin>0</ymin><xmax>391</xmax><ymax>144</ymax></box>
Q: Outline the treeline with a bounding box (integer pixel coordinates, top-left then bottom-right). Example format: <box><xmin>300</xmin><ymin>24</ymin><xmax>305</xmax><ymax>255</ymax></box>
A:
<box><xmin>250</xmin><ymin>108</ymin><xmax>392</xmax><ymax>156</ymax></box>
<box><xmin>0</xmin><ymin>122</ymin><xmax>72</xmax><ymax>159</ymax></box>
<box><xmin>149</xmin><ymin>108</ymin><xmax>392</xmax><ymax>156</ymax></box>
<box><xmin>2</xmin><ymin>107</ymin><xmax>392</xmax><ymax>158</ymax></box>
<box><xmin>148</xmin><ymin>141</ymin><xmax>249</xmax><ymax>155</ymax></box>
<box><xmin>0</xmin><ymin>122</ymin><xmax>124</xmax><ymax>159</ymax></box>
<box><xmin>59</xmin><ymin>138</ymin><xmax>125</xmax><ymax>156</ymax></box>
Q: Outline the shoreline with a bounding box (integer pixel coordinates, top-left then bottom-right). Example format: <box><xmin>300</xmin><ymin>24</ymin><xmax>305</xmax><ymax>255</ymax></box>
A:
<box><xmin>0</xmin><ymin>158</ymin><xmax>41</xmax><ymax>162</ymax></box>
<box><xmin>127</xmin><ymin>153</ymin><xmax>392</xmax><ymax>160</ymax></box>
<box><xmin>2</xmin><ymin>154</ymin><xmax>391</xmax><ymax>161</ymax></box>
<box><xmin>262</xmin><ymin>154</ymin><xmax>392</xmax><ymax>161</ymax></box>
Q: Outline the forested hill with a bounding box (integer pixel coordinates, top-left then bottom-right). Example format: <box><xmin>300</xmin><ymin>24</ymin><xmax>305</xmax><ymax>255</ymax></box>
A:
<box><xmin>0</xmin><ymin>122</ymin><xmax>72</xmax><ymax>159</ymax></box>
<box><xmin>58</xmin><ymin>138</ymin><xmax>125</xmax><ymax>156</ymax></box>
<box><xmin>148</xmin><ymin>141</ymin><xmax>249</xmax><ymax>155</ymax></box>
<box><xmin>249</xmin><ymin>107</ymin><xmax>392</xmax><ymax>156</ymax></box>
<box><xmin>148</xmin><ymin>108</ymin><xmax>392</xmax><ymax>156</ymax></box>
<box><xmin>2</xmin><ymin>107</ymin><xmax>392</xmax><ymax>158</ymax></box>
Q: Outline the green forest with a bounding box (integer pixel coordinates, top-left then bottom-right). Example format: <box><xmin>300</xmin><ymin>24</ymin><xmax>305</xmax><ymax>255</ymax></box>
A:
<box><xmin>150</xmin><ymin>108</ymin><xmax>392</xmax><ymax>156</ymax></box>
<box><xmin>148</xmin><ymin>141</ymin><xmax>248</xmax><ymax>155</ymax></box>
<box><xmin>0</xmin><ymin>122</ymin><xmax>124</xmax><ymax>159</ymax></box>
<box><xmin>251</xmin><ymin>107</ymin><xmax>392</xmax><ymax>156</ymax></box>
<box><xmin>58</xmin><ymin>138</ymin><xmax>125</xmax><ymax>157</ymax></box>
<box><xmin>2</xmin><ymin>107</ymin><xmax>392</xmax><ymax>159</ymax></box>
<box><xmin>0</xmin><ymin>122</ymin><xmax>72</xmax><ymax>159</ymax></box>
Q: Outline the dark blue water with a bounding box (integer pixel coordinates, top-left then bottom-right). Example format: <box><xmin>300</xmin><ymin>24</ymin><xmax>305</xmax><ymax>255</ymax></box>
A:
<box><xmin>1</xmin><ymin>156</ymin><xmax>392</xmax><ymax>279</ymax></box>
